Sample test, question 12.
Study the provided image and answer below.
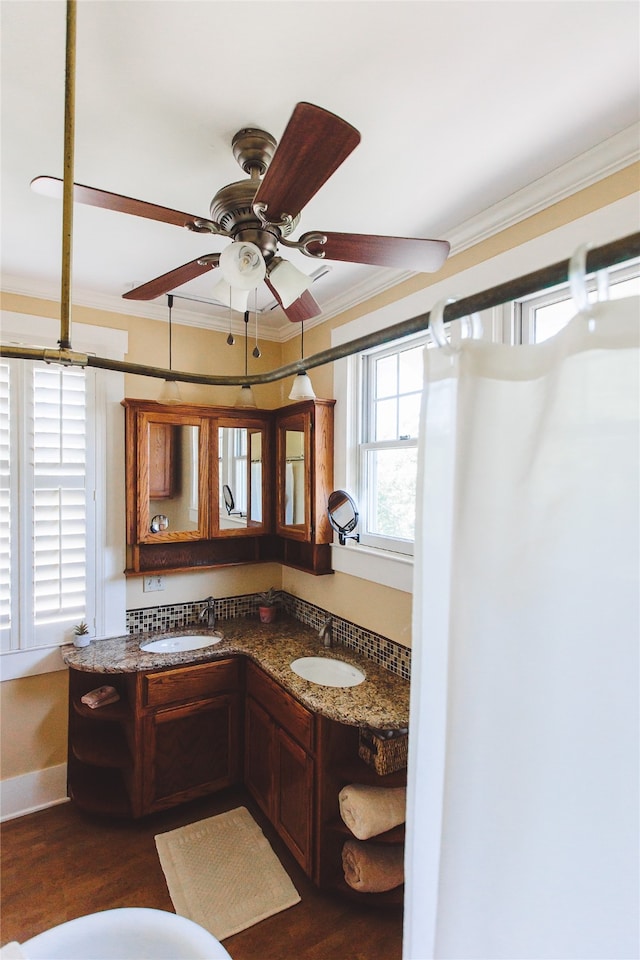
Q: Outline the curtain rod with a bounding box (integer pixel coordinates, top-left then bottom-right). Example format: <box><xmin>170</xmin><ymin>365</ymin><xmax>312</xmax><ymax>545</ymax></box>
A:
<box><xmin>1</xmin><ymin>232</ymin><xmax>638</xmax><ymax>385</ymax></box>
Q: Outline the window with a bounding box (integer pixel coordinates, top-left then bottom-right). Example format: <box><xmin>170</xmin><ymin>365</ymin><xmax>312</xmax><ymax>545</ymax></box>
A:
<box><xmin>350</xmin><ymin>262</ymin><xmax>639</xmax><ymax>564</ymax></box>
<box><xmin>0</xmin><ymin>313</ymin><xmax>128</xmax><ymax>675</ymax></box>
<box><xmin>358</xmin><ymin>334</ymin><xmax>428</xmax><ymax>555</ymax></box>
<box><xmin>1</xmin><ymin>359</ymin><xmax>95</xmax><ymax>652</ymax></box>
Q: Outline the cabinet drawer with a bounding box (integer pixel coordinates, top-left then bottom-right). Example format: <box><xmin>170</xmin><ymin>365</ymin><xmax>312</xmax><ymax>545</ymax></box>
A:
<box><xmin>246</xmin><ymin>661</ymin><xmax>314</xmax><ymax>751</ymax></box>
<box><xmin>144</xmin><ymin>658</ymin><xmax>240</xmax><ymax>708</ymax></box>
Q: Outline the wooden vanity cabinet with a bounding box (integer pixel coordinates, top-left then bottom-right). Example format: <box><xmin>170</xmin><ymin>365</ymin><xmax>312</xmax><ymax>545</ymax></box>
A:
<box><xmin>244</xmin><ymin>660</ymin><xmax>315</xmax><ymax>873</ymax></box>
<box><xmin>68</xmin><ymin>655</ymin><xmax>405</xmax><ymax>903</ymax></box>
<box><xmin>67</xmin><ymin>659</ymin><xmax>241</xmax><ymax>819</ymax></box>
<box><xmin>141</xmin><ymin>659</ymin><xmax>242</xmax><ymax>814</ymax></box>
<box><xmin>274</xmin><ymin>399</ymin><xmax>335</xmax><ymax>575</ymax></box>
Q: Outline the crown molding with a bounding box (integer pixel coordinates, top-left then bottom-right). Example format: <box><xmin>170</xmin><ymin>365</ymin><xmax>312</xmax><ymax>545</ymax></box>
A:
<box><xmin>3</xmin><ymin>124</ymin><xmax>637</xmax><ymax>342</ymax></box>
<box><xmin>444</xmin><ymin>123</ymin><xmax>639</xmax><ymax>255</ymax></box>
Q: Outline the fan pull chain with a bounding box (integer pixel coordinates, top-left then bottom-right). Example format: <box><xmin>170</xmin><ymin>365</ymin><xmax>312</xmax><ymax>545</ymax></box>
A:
<box><xmin>226</xmin><ymin>292</ymin><xmax>235</xmax><ymax>345</ymax></box>
<box><xmin>243</xmin><ymin>310</ymin><xmax>250</xmax><ymax>377</ymax></box>
<box><xmin>252</xmin><ymin>288</ymin><xmax>261</xmax><ymax>358</ymax></box>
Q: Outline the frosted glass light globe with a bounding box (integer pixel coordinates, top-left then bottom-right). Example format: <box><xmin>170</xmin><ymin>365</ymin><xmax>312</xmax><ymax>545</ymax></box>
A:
<box><xmin>219</xmin><ymin>241</ymin><xmax>266</xmax><ymax>291</ymax></box>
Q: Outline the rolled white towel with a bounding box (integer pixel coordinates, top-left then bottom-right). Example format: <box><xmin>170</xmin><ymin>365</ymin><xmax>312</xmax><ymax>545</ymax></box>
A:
<box><xmin>339</xmin><ymin>783</ymin><xmax>406</xmax><ymax>840</ymax></box>
<box><xmin>342</xmin><ymin>839</ymin><xmax>404</xmax><ymax>893</ymax></box>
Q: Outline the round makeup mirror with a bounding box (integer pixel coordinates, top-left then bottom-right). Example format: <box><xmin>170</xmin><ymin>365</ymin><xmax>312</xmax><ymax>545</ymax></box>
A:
<box><xmin>327</xmin><ymin>490</ymin><xmax>360</xmax><ymax>545</ymax></box>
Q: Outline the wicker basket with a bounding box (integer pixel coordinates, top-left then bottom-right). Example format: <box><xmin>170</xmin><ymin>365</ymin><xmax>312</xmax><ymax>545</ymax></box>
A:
<box><xmin>358</xmin><ymin>727</ymin><xmax>408</xmax><ymax>776</ymax></box>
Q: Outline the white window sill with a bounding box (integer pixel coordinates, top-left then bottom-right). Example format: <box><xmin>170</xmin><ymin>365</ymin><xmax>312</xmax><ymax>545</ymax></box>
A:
<box><xmin>0</xmin><ymin>646</ymin><xmax>68</xmax><ymax>682</ymax></box>
<box><xmin>330</xmin><ymin>541</ymin><xmax>413</xmax><ymax>593</ymax></box>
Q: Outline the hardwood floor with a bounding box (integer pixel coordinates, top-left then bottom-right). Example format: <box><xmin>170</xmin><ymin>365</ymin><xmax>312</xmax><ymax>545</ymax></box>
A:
<box><xmin>0</xmin><ymin>789</ymin><xmax>404</xmax><ymax>960</ymax></box>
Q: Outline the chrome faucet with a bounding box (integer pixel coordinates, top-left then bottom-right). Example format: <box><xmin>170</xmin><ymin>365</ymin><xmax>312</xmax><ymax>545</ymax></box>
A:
<box><xmin>319</xmin><ymin>617</ymin><xmax>333</xmax><ymax>649</ymax></box>
<box><xmin>199</xmin><ymin>596</ymin><xmax>216</xmax><ymax>629</ymax></box>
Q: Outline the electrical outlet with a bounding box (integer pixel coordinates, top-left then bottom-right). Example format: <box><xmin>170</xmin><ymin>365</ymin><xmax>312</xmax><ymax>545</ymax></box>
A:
<box><xmin>143</xmin><ymin>575</ymin><xmax>165</xmax><ymax>592</ymax></box>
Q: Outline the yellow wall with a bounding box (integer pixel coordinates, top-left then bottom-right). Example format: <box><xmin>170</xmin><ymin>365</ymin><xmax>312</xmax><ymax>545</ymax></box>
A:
<box><xmin>0</xmin><ymin>672</ymin><xmax>69</xmax><ymax>780</ymax></box>
<box><xmin>1</xmin><ymin>164</ymin><xmax>637</xmax><ymax>790</ymax></box>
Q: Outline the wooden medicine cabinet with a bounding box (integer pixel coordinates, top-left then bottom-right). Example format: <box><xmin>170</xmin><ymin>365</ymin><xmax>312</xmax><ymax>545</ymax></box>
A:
<box><xmin>123</xmin><ymin>398</ymin><xmax>334</xmax><ymax>575</ymax></box>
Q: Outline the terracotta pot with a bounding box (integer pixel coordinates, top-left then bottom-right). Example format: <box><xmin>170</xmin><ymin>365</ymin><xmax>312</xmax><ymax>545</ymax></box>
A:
<box><xmin>259</xmin><ymin>605</ymin><xmax>277</xmax><ymax>623</ymax></box>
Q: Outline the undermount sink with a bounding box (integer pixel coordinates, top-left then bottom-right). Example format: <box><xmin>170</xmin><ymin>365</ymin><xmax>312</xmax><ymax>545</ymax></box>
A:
<box><xmin>290</xmin><ymin>656</ymin><xmax>365</xmax><ymax>688</ymax></box>
<box><xmin>140</xmin><ymin>634</ymin><xmax>223</xmax><ymax>654</ymax></box>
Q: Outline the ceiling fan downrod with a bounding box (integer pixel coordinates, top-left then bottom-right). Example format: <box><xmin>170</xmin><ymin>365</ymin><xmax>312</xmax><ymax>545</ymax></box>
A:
<box><xmin>59</xmin><ymin>0</ymin><xmax>77</xmax><ymax>352</ymax></box>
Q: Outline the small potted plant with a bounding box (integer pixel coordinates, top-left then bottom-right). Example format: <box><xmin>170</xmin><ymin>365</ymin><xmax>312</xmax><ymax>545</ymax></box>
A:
<box><xmin>256</xmin><ymin>588</ymin><xmax>284</xmax><ymax>624</ymax></box>
<box><xmin>73</xmin><ymin>621</ymin><xmax>91</xmax><ymax>648</ymax></box>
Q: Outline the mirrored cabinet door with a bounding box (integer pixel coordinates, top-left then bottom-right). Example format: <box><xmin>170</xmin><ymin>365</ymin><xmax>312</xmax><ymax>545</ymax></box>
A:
<box><xmin>138</xmin><ymin>412</ymin><xmax>210</xmax><ymax>543</ymax></box>
<box><xmin>216</xmin><ymin>419</ymin><xmax>270</xmax><ymax>536</ymax></box>
<box><xmin>276</xmin><ymin>412</ymin><xmax>311</xmax><ymax>541</ymax></box>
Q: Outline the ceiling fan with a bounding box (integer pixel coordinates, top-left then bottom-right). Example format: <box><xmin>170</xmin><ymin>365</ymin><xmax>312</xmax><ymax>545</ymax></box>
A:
<box><xmin>31</xmin><ymin>102</ymin><xmax>451</xmax><ymax>322</ymax></box>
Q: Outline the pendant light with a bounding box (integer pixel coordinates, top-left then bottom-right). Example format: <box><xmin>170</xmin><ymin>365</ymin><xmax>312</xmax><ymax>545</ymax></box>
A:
<box><xmin>159</xmin><ymin>294</ymin><xmax>182</xmax><ymax>404</ymax></box>
<box><xmin>288</xmin><ymin>321</ymin><xmax>316</xmax><ymax>400</ymax></box>
<box><xmin>235</xmin><ymin>310</ymin><xmax>257</xmax><ymax>408</ymax></box>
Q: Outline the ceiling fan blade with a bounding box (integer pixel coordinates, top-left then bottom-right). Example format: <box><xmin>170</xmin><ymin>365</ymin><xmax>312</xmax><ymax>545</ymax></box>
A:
<box><xmin>252</xmin><ymin>103</ymin><xmax>360</xmax><ymax>223</ymax></box>
<box><xmin>123</xmin><ymin>256</ymin><xmax>220</xmax><ymax>300</ymax></box>
<box><xmin>31</xmin><ymin>176</ymin><xmax>216</xmax><ymax>231</ymax></box>
<box><xmin>265</xmin><ymin>279</ymin><xmax>322</xmax><ymax>323</ymax></box>
<box><xmin>301</xmin><ymin>231</ymin><xmax>451</xmax><ymax>273</ymax></box>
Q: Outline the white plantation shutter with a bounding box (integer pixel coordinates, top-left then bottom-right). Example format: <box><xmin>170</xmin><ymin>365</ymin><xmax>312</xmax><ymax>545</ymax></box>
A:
<box><xmin>32</xmin><ymin>365</ymin><xmax>88</xmax><ymax>632</ymax></box>
<box><xmin>0</xmin><ymin>313</ymin><xmax>127</xmax><ymax>672</ymax></box>
<box><xmin>1</xmin><ymin>359</ymin><xmax>96</xmax><ymax>652</ymax></box>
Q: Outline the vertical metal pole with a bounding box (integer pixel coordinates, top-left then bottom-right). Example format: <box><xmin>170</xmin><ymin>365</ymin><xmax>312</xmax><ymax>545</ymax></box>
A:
<box><xmin>59</xmin><ymin>0</ymin><xmax>77</xmax><ymax>350</ymax></box>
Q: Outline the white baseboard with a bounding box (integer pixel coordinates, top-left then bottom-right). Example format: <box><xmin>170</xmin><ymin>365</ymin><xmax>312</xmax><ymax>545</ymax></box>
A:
<box><xmin>0</xmin><ymin>764</ymin><xmax>69</xmax><ymax>822</ymax></box>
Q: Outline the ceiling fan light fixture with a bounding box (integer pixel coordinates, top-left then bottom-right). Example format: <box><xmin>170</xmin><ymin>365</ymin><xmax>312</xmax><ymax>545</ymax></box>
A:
<box><xmin>219</xmin><ymin>241</ymin><xmax>266</xmax><ymax>291</ymax></box>
<box><xmin>236</xmin><ymin>384</ymin><xmax>257</xmax><ymax>408</ymax></box>
<box><xmin>267</xmin><ymin>257</ymin><xmax>312</xmax><ymax>308</ymax></box>
<box><xmin>213</xmin><ymin>278</ymin><xmax>251</xmax><ymax>313</ymax></box>
<box><xmin>288</xmin><ymin>371</ymin><xmax>316</xmax><ymax>401</ymax></box>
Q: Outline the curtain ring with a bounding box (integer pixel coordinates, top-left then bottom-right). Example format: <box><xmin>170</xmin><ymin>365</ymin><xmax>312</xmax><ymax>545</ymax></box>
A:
<box><xmin>429</xmin><ymin>297</ymin><xmax>483</xmax><ymax>353</ymax></box>
<box><xmin>569</xmin><ymin>243</ymin><xmax>591</xmax><ymax>314</ymax></box>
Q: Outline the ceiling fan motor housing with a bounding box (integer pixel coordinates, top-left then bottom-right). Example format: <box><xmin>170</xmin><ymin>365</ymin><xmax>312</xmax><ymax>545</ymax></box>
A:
<box><xmin>231</xmin><ymin>127</ymin><xmax>277</xmax><ymax>176</ymax></box>
<box><xmin>210</xmin><ymin>127</ymin><xmax>299</xmax><ymax>262</ymax></box>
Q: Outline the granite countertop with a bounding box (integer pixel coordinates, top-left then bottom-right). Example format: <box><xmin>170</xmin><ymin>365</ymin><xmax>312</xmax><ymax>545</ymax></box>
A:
<box><xmin>61</xmin><ymin>615</ymin><xmax>410</xmax><ymax>730</ymax></box>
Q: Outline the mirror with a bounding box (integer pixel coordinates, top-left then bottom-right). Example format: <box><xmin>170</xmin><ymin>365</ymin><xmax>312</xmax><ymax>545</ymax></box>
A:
<box><xmin>218</xmin><ymin>425</ymin><xmax>264</xmax><ymax>530</ymax></box>
<box><xmin>328</xmin><ymin>490</ymin><xmax>360</xmax><ymax>545</ymax></box>
<box><xmin>148</xmin><ymin>422</ymin><xmax>200</xmax><ymax>534</ymax></box>
<box><xmin>283</xmin><ymin>429</ymin><xmax>306</xmax><ymax>526</ymax></box>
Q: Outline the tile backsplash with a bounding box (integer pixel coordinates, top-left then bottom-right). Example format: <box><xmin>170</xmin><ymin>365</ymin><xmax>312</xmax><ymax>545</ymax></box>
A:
<box><xmin>126</xmin><ymin>592</ymin><xmax>411</xmax><ymax>681</ymax></box>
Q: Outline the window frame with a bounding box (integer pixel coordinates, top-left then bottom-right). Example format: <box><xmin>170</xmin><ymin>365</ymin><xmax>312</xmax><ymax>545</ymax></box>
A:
<box><xmin>0</xmin><ymin>313</ymin><xmax>127</xmax><ymax>680</ymax></box>
<box><xmin>357</xmin><ymin>333</ymin><xmax>428</xmax><ymax>556</ymax></box>
<box><xmin>2</xmin><ymin>358</ymin><xmax>96</xmax><ymax>653</ymax></box>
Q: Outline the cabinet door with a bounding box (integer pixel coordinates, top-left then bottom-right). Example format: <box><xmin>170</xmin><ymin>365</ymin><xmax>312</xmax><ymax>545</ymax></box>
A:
<box><xmin>244</xmin><ymin>695</ymin><xmax>274</xmax><ymax>819</ymax></box>
<box><xmin>275</xmin><ymin>411</ymin><xmax>311</xmax><ymax>541</ymax></box>
<box><xmin>137</xmin><ymin>410</ymin><xmax>210</xmax><ymax>543</ymax></box>
<box><xmin>143</xmin><ymin>693</ymin><xmax>240</xmax><ymax>814</ymax></box>
<box><xmin>274</xmin><ymin>725</ymin><xmax>315</xmax><ymax>874</ymax></box>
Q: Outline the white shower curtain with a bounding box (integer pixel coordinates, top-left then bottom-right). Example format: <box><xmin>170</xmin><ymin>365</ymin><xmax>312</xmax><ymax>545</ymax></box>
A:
<box><xmin>404</xmin><ymin>296</ymin><xmax>639</xmax><ymax>960</ymax></box>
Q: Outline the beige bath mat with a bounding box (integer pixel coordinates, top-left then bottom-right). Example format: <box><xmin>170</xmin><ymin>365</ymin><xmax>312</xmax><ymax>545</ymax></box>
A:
<box><xmin>155</xmin><ymin>806</ymin><xmax>301</xmax><ymax>940</ymax></box>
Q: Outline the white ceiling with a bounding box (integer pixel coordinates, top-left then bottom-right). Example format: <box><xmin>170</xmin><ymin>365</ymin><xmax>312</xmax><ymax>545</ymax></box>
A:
<box><xmin>1</xmin><ymin>0</ymin><xmax>639</xmax><ymax>339</ymax></box>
